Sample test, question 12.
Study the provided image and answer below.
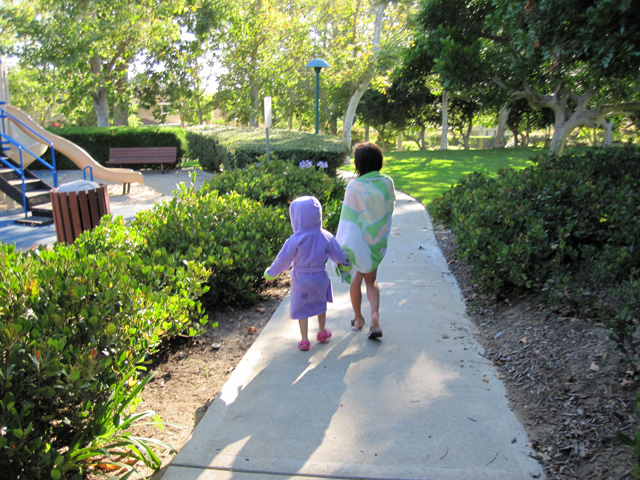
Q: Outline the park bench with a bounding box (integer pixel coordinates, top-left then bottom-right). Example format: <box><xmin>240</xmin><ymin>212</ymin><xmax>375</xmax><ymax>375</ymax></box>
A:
<box><xmin>106</xmin><ymin>146</ymin><xmax>178</xmax><ymax>193</ymax></box>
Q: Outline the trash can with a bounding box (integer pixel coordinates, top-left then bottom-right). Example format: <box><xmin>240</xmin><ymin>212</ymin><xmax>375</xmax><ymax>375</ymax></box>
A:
<box><xmin>50</xmin><ymin>180</ymin><xmax>110</xmax><ymax>245</ymax></box>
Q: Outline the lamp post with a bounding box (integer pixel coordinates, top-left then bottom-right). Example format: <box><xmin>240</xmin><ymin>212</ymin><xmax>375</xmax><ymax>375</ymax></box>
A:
<box><xmin>305</xmin><ymin>58</ymin><xmax>330</xmax><ymax>134</ymax></box>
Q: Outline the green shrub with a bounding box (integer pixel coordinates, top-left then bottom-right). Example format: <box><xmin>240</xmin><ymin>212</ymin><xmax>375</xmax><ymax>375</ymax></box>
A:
<box><xmin>618</xmin><ymin>387</ymin><xmax>640</xmax><ymax>479</ymax></box>
<box><xmin>200</xmin><ymin>158</ymin><xmax>346</xmax><ymax>233</ymax></box>
<box><xmin>430</xmin><ymin>146</ymin><xmax>640</xmax><ymax>362</ymax></box>
<box><xmin>36</xmin><ymin>126</ymin><xmax>187</xmax><ymax>170</ymax></box>
<box><xmin>0</xmin><ymin>236</ymin><xmax>209</xmax><ymax>478</ymax></box>
<box><xmin>132</xmin><ymin>185</ymin><xmax>291</xmax><ymax>306</ymax></box>
<box><xmin>0</xmin><ymin>156</ymin><xmax>345</xmax><ymax>476</ymax></box>
<box><xmin>187</xmin><ymin>125</ymin><xmax>349</xmax><ymax>174</ymax></box>
<box><xmin>186</xmin><ymin>129</ymin><xmax>228</xmax><ymax>172</ymax></box>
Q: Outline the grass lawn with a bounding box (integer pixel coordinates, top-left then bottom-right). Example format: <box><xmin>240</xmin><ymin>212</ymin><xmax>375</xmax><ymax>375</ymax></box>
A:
<box><xmin>341</xmin><ymin>147</ymin><xmax>543</xmax><ymax>206</ymax></box>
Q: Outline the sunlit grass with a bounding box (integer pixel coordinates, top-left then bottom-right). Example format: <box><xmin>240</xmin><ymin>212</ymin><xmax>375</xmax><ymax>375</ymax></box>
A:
<box><xmin>341</xmin><ymin>148</ymin><xmax>543</xmax><ymax>206</ymax></box>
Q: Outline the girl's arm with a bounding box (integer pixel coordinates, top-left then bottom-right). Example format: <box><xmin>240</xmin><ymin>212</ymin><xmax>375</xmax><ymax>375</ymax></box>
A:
<box><xmin>327</xmin><ymin>235</ymin><xmax>349</xmax><ymax>265</ymax></box>
<box><xmin>265</xmin><ymin>237</ymin><xmax>297</xmax><ymax>277</ymax></box>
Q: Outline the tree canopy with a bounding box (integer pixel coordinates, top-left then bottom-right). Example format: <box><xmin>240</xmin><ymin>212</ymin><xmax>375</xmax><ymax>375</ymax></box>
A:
<box><xmin>406</xmin><ymin>0</ymin><xmax>640</xmax><ymax>154</ymax></box>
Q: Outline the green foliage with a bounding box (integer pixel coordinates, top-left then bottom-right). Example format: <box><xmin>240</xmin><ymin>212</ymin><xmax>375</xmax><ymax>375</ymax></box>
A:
<box><xmin>618</xmin><ymin>388</ymin><xmax>640</xmax><ymax>479</ymax></box>
<box><xmin>185</xmin><ymin>128</ymin><xmax>228</xmax><ymax>172</ymax></box>
<box><xmin>131</xmin><ymin>184</ymin><xmax>291</xmax><ymax>306</ymax></box>
<box><xmin>1</xmin><ymin>152</ymin><xmax>345</xmax><ymax>475</ymax></box>
<box><xmin>200</xmin><ymin>159</ymin><xmax>346</xmax><ymax>234</ymax></box>
<box><xmin>431</xmin><ymin>146</ymin><xmax>640</xmax><ymax>363</ymax></box>
<box><xmin>0</xmin><ymin>234</ymin><xmax>209</xmax><ymax>478</ymax></box>
<box><xmin>187</xmin><ymin>125</ymin><xmax>349</xmax><ymax>175</ymax></box>
<box><xmin>62</xmin><ymin>371</ymin><xmax>175</xmax><ymax>479</ymax></box>
<box><xmin>36</xmin><ymin>126</ymin><xmax>188</xmax><ymax>170</ymax></box>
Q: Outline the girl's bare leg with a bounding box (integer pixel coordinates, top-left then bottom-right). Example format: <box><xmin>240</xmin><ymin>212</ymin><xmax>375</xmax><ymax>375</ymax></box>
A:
<box><xmin>350</xmin><ymin>272</ymin><xmax>366</xmax><ymax>329</ymax></box>
<box><xmin>298</xmin><ymin>318</ymin><xmax>309</xmax><ymax>342</ymax></box>
<box><xmin>363</xmin><ymin>269</ymin><xmax>381</xmax><ymax>328</ymax></box>
<box><xmin>317</xmin><ymin>312</ymin><xmax>327</xmax><ymax>333</ymax></box>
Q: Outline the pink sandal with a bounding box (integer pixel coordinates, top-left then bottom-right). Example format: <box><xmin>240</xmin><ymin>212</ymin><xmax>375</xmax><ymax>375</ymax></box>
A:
<box><xmin>317</xmin><ymin>329</ymin><xmax>332</xmax><ymax>343</ymax></box>
<box><xmin>298</xmin><ymin>340</ymin><xmax>310</xmax><ymax>351</ymax></box>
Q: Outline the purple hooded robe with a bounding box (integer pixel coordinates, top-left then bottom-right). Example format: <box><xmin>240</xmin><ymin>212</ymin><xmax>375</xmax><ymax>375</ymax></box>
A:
<box><xmin>266</xmin><ymin>196</ymin><xmax>348</xmax><ymax>320</ymax></box>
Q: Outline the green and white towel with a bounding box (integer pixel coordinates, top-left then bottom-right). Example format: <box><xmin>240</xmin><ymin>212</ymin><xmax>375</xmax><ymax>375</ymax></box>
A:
<box><xmin>334</xmin><ymin>171</ymin><xmax>396</xmax><ymax>284</ymax></box>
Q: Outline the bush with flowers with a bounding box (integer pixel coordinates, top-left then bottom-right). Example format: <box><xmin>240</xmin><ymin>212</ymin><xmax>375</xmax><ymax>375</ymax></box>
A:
<box><xmin>200</xmin><ymin>157</ymin><xmax>346</xmax><ymax>233</ymax></box>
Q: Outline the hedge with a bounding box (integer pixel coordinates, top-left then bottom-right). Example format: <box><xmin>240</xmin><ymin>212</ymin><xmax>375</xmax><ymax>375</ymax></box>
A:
<box><xmin>34</xmin><ymin>126</ymin><xmax>188</xmax><ymax>170</ymax></box>
<box><xmin>186</xmin><ymin>125</ymin><xmax>350</xmax><ymax>174</ymax></box>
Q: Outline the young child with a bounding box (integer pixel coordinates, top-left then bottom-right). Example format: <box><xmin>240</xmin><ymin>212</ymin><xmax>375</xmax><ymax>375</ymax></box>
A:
<box><xmin>264</xmin><ymin>195</ymin><xmax>350</xmax><ymax>351</ymax></box>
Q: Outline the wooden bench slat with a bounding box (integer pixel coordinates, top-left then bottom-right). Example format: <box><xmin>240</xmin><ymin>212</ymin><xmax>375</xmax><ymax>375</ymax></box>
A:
<box><xmin>106</xmin><ymin>147</ymin><xmax>177</xmax><ymax>166</ymax></box>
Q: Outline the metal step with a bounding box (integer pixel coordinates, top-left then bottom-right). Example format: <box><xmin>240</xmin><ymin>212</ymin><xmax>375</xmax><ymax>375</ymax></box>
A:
<box><xmin>8</xmin><ymin>178</ymin><xmax>43</xmax><ymax>189</ymax></box>
<box><xmin>14</xmin><ymin>215</ymin><xmax>54</xmax><ymax>226</ymax></box>
<box><xmin>25</xmin><ymin>190</ymin><xmax>51</xmax><ymax>206</ymax></box>
<box><xmin>31</xmin><ymin>202</ymin><xmax>53</xmax><ymax>217</ymax></box>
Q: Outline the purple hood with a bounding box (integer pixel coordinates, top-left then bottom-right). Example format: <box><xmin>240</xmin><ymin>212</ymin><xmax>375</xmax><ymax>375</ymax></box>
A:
<box><xmin>290</xmin><ymin>196</ymin><xmax>322</xmax><ymax>233</ymax></box>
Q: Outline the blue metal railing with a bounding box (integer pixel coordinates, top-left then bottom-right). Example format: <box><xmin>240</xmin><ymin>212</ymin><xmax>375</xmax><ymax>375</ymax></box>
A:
<box><xmin>0</xmin><ymin>102</ymin><xmax>58</xmax><ymax>217</ymax></box>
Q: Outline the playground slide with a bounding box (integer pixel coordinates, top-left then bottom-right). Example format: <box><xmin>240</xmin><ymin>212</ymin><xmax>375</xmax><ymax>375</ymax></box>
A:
<box><xmin>4</xmin><ymin>105</ymin><xmax>144</xmax><ymax>186</ymax></box>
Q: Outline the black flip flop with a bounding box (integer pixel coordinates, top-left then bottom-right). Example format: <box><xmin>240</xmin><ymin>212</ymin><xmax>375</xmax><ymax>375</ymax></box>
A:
<box><xmin>351</xmin><ymin>319</ymin><xmax>365</xmax><ymax>331</ymax></box>
<box><xmin>367</xmin><ymin>327</ymin><xmax>383</xmax><ymax>339</ymax></box>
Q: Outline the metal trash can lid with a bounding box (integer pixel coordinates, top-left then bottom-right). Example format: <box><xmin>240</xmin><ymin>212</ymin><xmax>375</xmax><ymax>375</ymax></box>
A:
<box><xmin>56</xmin><ymin>180</ymin><xmax>101</xmax><ymax>193</ymax></box>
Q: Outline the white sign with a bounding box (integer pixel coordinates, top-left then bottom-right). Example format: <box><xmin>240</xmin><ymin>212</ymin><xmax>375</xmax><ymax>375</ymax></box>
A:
<box><xmin>264</xmin><ymin>96</ymin><xmax>272</xmax><ymax>128</ymax></box>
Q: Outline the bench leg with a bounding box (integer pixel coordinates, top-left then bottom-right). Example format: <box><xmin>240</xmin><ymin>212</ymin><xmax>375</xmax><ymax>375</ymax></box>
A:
<box><xmin>122</xmin><ymin>183</ymin><xmax>131</xmax><ymax>195</ymax></box>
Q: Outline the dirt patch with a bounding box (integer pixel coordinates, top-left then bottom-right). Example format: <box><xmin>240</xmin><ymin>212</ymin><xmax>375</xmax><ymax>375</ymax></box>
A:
<box><xmin>111</xmin><ymin>225</ymin><xmax>636</xmax><ymax>480</ymax></box>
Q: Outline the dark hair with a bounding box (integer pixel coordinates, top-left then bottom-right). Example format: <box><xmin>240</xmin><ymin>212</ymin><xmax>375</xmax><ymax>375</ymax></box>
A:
<box><xmin>353</xmin><ymin>142</ymin><xmax>383</xmax><ymax>176</ymax></box>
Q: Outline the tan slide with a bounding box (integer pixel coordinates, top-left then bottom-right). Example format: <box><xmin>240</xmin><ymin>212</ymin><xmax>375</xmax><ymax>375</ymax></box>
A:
<box><xmin>4</xmin><ymin>105</ymin><xmax>144</xmax><ymax>186</ymax></box>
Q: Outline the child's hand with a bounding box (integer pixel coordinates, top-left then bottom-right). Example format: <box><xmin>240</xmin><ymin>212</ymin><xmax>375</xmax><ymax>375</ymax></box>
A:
<box><xmin>264</xmin><ymin>269</ymin><xmax>277</xmax><ymax>282</ymax></box>
<box><xmin>338</xmin><ymin>262</ymin><xmax>351</xmax><ymax>272</ymax></box>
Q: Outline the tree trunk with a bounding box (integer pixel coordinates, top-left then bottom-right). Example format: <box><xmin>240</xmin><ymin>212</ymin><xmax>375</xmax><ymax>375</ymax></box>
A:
<box><xmin>92</xmin><ymin>88</ymin><xmax>110</xmax><ymax>127</ymax></box>
<box><xmin>329</xmin><ymin>116</ymin><xmax>338</xmax><ymax>135</ymax></box>
<box><xmin>602</xmin><ymin>119</ymin><xmax>613</xmax><ymax>146</ymax></box>
<box><xmin>463</xmin><ymin>118</ymin><xmax>472</xmax><ymax>150</ymax></box>
<box><xmin>523</xmin><ymin>86</ymin><xmax>622</xmax><ymax>156</ymax></box>
<box><xmin>396</xmin><ymin>131</ymin><xmax>403</xmax><ymax>151</ymax></box>
<box><xmin>440</xmin><ymin>90</ymin><xmax>448</xmax><ymax>150</ymax></box>
<box><xmin>495</xmin><ymin>106</ymin><xmax>509</xmax><ymax>148</ymax></box>
<box><xmin>90</xmin><ymin>54</ymin><xmax>110</xmax><ymax>127</ymax></box>
<box><xmin>112</xmin><ymin>64</ymin><xmax>128</xmax><ymax>126</ymax></box>
<box><xmin>342</xmin><ymin>2</ymin><xmax>386</xmax><ymax>148</ymax></box>
<box><xmin>250</xmin><ymin>83</ymin><xmax>259</xmax><ymax>127</ymax></box>
<box><xmin>364</xmin><ymin>123</ymin><xmax>370</xmax><ymax>141</ymax></box>
<box><xmin>196</xmin><ymin>90</ymin><xmax>204</xmax><ymax>125</ymax></box>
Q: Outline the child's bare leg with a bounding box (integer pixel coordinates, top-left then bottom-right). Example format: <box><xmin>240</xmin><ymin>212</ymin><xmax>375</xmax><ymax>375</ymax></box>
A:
<box><xmin>316</xmin><ymin>312</ymin><xmax>332</xmax><ymax>343</ymax></box>
<box><xmin>317</xmin><ymin>312</ymin><xmax>327</xmax><ymax>333</ymax></box>
<box><xmin>298</xmin><ymin>318</ymin><xmax>309</xmax><ymax>342</ymax></box>
<box><xmin>350</xmin><ymin>272</ymin><xmax>366</xmax><ymax>328</ymax></box>
<box><xmin>363</xmin><ymin>269</ymin><xmax>381</xmax><ymax>328</ymax></box>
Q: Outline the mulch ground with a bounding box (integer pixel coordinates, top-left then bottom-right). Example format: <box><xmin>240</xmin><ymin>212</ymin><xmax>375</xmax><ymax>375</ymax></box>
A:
<box><xmin>433</xmin><ymin>223</ymin><xmax>638</xmax><ymax>480</ymax></box>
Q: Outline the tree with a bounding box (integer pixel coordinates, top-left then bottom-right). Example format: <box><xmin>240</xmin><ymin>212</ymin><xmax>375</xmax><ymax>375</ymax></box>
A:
<box><xmin>137</xmin><ymin>0</ymin><xmax>229</xmax><ymax>126</ymax></box>
<box><xmin>338</xmin><ymin>0</ymin><xmax>414</xmax><ymax>147</ymax></box>
<box><xmin>3</xmin><ymin>0</ymin><xmax>184</xmax><ymax>127</ymax></box>
<box><xmin>385</xmin><ymin>75</ymin><xmax>439</xmax><ymax>149</ymax></box>
<box><xmin>412</xmin><ymin>0</ymin><xmax>640</xmax><ymax>155</ymax></box>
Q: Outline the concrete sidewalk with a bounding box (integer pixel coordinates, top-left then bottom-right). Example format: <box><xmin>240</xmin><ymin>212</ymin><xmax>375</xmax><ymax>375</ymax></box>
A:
<box><xmin>162</xmin><ymin>191</ymin><xmax>545</xmax><ymax>480</ymax></box>
<box><xmin>0</xmin><ymin>169</ymin><xmax>212</xmax><ymax>250</ymax></box>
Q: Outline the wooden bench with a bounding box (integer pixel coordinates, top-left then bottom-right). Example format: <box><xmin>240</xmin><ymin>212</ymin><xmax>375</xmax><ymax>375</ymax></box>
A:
<box><xmin>106</xmin><ymin>147</ymin><xmax>178</xmax><ymax>193</ymax></box>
